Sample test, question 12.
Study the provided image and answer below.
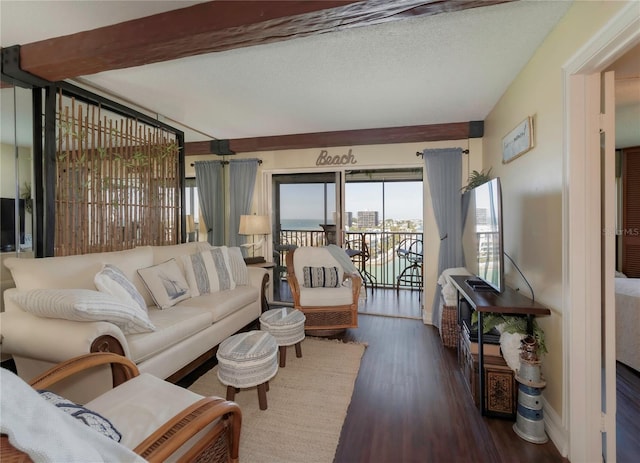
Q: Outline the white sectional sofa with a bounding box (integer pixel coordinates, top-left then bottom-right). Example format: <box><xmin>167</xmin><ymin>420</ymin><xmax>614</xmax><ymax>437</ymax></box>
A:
<box><xmin>0</xmin><ymin>242</ymin><xmax>267</xmax><ymax>400</ymax></box>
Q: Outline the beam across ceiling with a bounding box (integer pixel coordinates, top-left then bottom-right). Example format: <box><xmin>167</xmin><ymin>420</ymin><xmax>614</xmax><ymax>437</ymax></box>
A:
<box><xmin>184</xmin><ymin>121</ymin><xmax>481</xmax><ymax>155</ymax></box>
<box><xmin>16</xmin><ymin>0</ymin><xmax>510</xmax><ymax>82</ymax></box>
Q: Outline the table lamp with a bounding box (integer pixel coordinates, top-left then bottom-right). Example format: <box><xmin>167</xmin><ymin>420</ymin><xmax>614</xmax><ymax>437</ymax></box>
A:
<box><xmin>239</xmin><ymin>214</ymin><xmax>271</xmax><ymax>263</ymax></box>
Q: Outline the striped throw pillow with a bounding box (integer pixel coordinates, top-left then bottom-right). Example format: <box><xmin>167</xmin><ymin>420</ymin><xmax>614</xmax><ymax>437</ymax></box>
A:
<box><xmin>182</xmin><ymin>247</ymin><xmax>236</xmax><ymax>297</ymax></box>
<box><xmin>94</xmin><ymin>264</ymin><xmax>147</xmax><ymax>312</ymax></box>
<box><xmin>11</xmin><ymin>289</ymin><xmax>156</xmax><ymax>334</ymax></box>
<box><xmin>302</xmin><ymin>266</ymin><xmax>341</xmax><ymax>288</ymax></box>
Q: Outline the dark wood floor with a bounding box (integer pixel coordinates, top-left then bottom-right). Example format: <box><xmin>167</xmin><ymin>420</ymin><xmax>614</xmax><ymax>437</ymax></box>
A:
<box><xmin>333</xmin><ymin>314</ymin><xmax>566</xmax><ymax>463</ymax></box>
<box><xmin>178</xmin><ymin>287</ymin><xmax>640</xmax><ymax>462</ymax></box>
<box><xmin>617</xmin><ymin>362</ymin><xmax>640</xmax><ymax>463</ymax></box>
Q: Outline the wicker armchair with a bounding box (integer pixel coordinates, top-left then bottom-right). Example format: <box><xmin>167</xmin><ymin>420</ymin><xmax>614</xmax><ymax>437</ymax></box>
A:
<box><xmin>0</xmin><ymin>353</ymin><xmax>241</xmax><ymax>463</ymax></box>
<box><xmin>286</xmin><ymin>246</ymin><xmax>361</xmax><ymax>335</ymax></box>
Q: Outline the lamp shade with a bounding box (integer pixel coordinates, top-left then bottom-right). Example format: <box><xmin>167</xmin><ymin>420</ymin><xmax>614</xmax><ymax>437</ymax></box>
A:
<box><xmin>239</xmin><ymin>215</ymin><xmax>271</xmax><ymax>235</ymax></box>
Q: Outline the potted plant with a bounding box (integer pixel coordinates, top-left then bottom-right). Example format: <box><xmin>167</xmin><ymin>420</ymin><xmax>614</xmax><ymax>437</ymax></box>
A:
<box><xmin>471</xmin><ymin>312</ymin><xmax>547</xmax><ymax>371</ymax></box>
<box><xmin>21</xmin><ymin>182</ymin><xmax>33</xmax><ymax>214</ymax></box>
<box><xmin>461</xmin><ymin>168</ymin><xmax>492</xmax><ymax>192</ymax></box>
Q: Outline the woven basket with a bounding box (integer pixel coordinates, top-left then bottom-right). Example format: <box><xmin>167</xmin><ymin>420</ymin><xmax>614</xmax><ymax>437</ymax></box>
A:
<box><xmin>440</xmin><ymin>302</ymin><xmax>458</xmax><ymax>348</ymax></box>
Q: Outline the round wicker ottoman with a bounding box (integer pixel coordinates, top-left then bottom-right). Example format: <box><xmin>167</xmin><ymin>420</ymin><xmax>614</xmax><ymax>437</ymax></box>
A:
<box><xmin>260</xmin><ymin>307</ymin><xmax>306</xmax><ymax>368</ymax></box>
<box><xmin>216</xmin><ymin>330</ymin><xmax>278</xmax><ymax>410</ymax></box>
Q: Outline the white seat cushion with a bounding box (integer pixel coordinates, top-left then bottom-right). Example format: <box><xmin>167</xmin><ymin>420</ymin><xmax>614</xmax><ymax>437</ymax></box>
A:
<box><xmin>176</xmin><ymin>286</ymin><xmax>258</xmax><ymax>322</ymax></box>
<box><xmin>127</xmin><ymin>307</ymin><xmax>212</xmax><ymax>363</ymax></box>
<box><xmin>298</xmin><ymin>286</ymin><xmax>354</xmax><ymax>306</ymax></box>
<box><xmin>85</xmin><ymin>373</ymin><xmax>204</xmax><ymax>450</ymax></box>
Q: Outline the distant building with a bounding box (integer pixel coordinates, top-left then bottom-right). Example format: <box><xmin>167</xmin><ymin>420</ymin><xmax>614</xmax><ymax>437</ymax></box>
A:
<box><xmin>358</xmin><ymin>211</ymin><xmax>379</xmax><ymax>228</ymax></box>
<box><xmin>344</xmin><ymin>212</ymin><xmax>353</xmax><ymax>227</ymax></box>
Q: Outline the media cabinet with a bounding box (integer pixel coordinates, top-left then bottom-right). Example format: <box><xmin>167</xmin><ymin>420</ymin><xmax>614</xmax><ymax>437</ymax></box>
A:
<box><xmin>449</xmin><ymin>275</ymin><xmax>551</xmax><ymax>416</ymax></box>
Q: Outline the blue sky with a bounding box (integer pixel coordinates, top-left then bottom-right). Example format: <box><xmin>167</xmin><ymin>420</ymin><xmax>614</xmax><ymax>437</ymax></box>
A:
<box><xmin>280</xmin><ymin>182</ymin><xmax>423</xmax><ymax>221</ymax></box>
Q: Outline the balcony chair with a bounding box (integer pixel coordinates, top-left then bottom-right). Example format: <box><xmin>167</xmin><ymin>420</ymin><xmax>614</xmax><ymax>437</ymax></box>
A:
<box><xmin>1</xmin><ymin>352</ymin><xmax>241</xmax><ymax>463</ymax></box>
<box><xmin>286</xmin><ymin>246</ymin><xmax>361</xmax><ymax>336</ymax></box>
<box><xmin>345</xmin><ymin>233</ymin><xmax>377</xmax><ymax>291</ymax></box>
<box><xmin>396</xmin><ymin>238</ymin><xmax>423</xmax><ymax>293</ymax></box>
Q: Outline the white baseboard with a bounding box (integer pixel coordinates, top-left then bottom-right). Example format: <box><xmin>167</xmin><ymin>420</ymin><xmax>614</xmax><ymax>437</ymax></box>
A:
<box><xmin>423</xmin><ymin>309</ymin><xmax>433</xmax><ymax>325</ymax></box>
<box><xmin>543</xmin><ymin>395</ymin><xmax>568</xmax><ymax>457</ymax></box>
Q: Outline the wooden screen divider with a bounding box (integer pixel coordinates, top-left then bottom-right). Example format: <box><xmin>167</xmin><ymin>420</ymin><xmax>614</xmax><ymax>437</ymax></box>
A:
<box><xmin>55</xmin><ymin>91</ymin><xmax>181</xmax><ymax>256</ymax></box>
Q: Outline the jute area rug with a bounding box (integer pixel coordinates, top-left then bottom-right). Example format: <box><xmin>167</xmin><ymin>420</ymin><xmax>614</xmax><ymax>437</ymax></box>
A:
<box><xmin>188</xmin><ymin>337</ymin><xmax>366</xmax><ymax>463</ymax></box>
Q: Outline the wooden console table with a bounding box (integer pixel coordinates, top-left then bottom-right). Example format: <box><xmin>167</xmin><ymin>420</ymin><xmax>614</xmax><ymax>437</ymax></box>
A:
<box><xmin>449</xmin><ymin>275</ymin><xmax>551</xmax><ymax>416</ymax></box>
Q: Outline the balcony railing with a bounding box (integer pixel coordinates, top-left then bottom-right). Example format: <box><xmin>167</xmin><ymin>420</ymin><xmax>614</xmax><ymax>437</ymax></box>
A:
<box><xmin>274</xmin><ymin>230</ymin><xmax>423</xmax><ymax>290</ymax></box>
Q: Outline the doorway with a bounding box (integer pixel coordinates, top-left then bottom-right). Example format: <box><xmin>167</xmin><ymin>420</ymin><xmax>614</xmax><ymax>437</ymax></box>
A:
<box><xmin>564</xmin><ymin>5</ymin><xmax>640</xmax><ymax>461</ymax></box>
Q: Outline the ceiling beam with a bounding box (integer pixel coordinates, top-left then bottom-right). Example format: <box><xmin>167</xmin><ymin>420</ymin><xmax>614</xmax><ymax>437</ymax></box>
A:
<box><xmin>17</xmin><ymin>0</ymin><xmax>511</xmax><ymax>82</ymax></box>
<box><xmin>184</xmin><ymin>121</ymin><xmax>480</xmax><ymax>155</ymax></box>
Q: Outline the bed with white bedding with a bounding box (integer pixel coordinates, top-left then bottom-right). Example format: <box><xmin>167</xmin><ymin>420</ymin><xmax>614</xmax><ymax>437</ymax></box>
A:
<box><xmin>615</xmin><ymin>277</ymin><xmax>640</xmax><ymax>372</ymax></box>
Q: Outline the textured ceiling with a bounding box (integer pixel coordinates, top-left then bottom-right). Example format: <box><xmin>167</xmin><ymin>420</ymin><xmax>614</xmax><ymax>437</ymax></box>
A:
<box><xmin>73</xmin><ymin>0</ymin><xmax>573</xmax><ymax>141</ymax></box>
<box><xmin>0</xmin><ymin>0</ymin><xmax>592</xmax><ymax>145</ymax></box>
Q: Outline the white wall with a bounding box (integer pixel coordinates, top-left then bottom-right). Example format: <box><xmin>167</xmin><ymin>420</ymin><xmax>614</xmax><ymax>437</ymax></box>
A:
<box><xmin>482</xmin><ymin>0</ymin><xmax>631</xmax><ymax>440</ymax></box>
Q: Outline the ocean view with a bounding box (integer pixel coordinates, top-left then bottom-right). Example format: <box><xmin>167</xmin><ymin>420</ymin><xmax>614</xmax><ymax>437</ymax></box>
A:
<box><xmin>281</xmin><ymin>219</ymin><xmax>328</xmax><ymax>231</ymax></box>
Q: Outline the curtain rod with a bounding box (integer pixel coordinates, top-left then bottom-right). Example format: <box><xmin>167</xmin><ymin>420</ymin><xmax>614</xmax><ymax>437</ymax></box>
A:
<box><xmin>190</xmin><ymin>159</ymin><xmax>263</xmax><ymax>167</ymax></box>
<box><xmin>416</xmin><ymin>149</ymin><xmax>469</xmax><ymax>158</ymax></box>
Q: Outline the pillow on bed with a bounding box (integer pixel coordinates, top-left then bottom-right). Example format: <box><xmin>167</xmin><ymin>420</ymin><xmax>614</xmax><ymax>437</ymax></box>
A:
<box><xmin>615</xmin><ymin>271</ymin><xmax>628</xmax><ymax>278</ymax></box>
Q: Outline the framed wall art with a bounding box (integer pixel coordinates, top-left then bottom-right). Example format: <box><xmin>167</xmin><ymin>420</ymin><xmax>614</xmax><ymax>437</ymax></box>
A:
<box><xmin>502</xmin><ymin>116</ymin><xmax>534</xmax><ymax>164</ymax></box>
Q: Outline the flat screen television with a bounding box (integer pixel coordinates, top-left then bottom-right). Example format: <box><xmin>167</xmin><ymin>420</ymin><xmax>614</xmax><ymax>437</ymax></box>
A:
<box><xmin>0</xmin><ymin>197</ymin><xmax>25</xmax><ymax>252</ymax></box>
<box><xmin>461</xmin><ymin>177</ymin><xmax>504</xmax><ymax>293</ymax></box>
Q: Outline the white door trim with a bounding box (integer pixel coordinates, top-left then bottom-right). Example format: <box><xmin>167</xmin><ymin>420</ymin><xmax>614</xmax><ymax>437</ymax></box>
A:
<box><xmin>562</xmin><ymin>4</ymin><xmax>640</xmax><ymax>461</ymax></box>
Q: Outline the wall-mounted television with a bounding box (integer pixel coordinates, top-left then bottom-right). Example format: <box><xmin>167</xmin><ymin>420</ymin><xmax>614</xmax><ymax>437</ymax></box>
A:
<box><xmin>461</xmin><ymin>178</ymin><xmax>504</xmax><ymax>293</ymax></box>
<box><xmin>0</xmin><ymin>197</ymin><xmax>25</xmax><ymax>252</ymax></box>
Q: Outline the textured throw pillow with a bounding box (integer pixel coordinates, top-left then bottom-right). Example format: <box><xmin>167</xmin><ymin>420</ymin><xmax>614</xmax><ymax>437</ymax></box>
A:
<box><xmin>210</xmin><ymin>247</ymin><xmax>235</xmax><ymax>290</ymax></box>
<box><xmin>137</xmin><ymin>259</ymin><xmax>191</xmax><ymax>309</ymax></box>
<box><xmin>11</xmin><ymin>289</ymin><xmax>155</xmax><ymax>334</ymax></box>
<box><xmin>94</xmin><ymin>264</ymin><xmax>147</xmax><ymax>312</ymax></box>
<box><xmin>303</xmin><ymin>266</ymin><xmax>341</xmax><ymax>288</ymax></box>
<box><xmin>227</xmin><ymin>246</ymin><xmax>250</xmax><ymax>286</ymax></box>
<box><xmin>182</xmin><ymin>247</ymin><xmax>236</xmax><ymax>297</ymax></box>
<box><xmin>38</xmin><ymin>390</ymin><xmax>121</xmax><ymax>442</ymax></box>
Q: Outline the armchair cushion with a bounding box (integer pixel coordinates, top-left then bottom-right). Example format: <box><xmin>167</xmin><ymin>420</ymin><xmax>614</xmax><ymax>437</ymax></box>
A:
<box><xmin>86</xmin><ymin>372</ymin><xmax>206</xmax><ymax>451</ymax></box>
<box><xmin>10</xmin><ymin>288</ymin><xmax>156</xmax><ymax>334</ymax></box>
<box><xmin>299</xmin><ymin>286</ymin><xmax>356</xmax><ymax>306</ymax></box>
<box><xmin>303</xmin><ymin>266</ymin><xmax>341</xmax><ymax>288</ymax></box>
<box><xmin>293</xmin><ymin>246</ymin><xmax>345</xmax><ymax>283</ymax></box>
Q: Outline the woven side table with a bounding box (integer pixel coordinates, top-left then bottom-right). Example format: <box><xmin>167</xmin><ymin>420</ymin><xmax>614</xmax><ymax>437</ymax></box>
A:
<box><xmin>216</xmin><ymin>330</ymin><xmax>278</xmax><ymax>410</ymax></box>
<box><xmin>260</xmin><ymin>307</ymin><xmax>306</xmax><ymax>367</ymax></box>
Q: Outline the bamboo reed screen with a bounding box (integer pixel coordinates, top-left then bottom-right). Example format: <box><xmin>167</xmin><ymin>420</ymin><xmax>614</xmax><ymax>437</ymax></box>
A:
<box><xmin>55</xmin><ymin>93</ymin><xmax>181</xmax><ymax>256</ymax></box>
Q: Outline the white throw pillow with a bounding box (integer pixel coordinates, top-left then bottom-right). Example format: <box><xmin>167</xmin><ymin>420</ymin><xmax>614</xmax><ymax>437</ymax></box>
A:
<box><xmin>227</xmin><ymin>246</ymin><xmax>250</xmax><ymax>286</ymax></box>
<box><xmin>137</xmin><ymin>259</ymin><xmax>191</xmax><ymax>309</ymax></box>
<box><xmin>94</xmin><ymin>264</ymin><xmax>147</xmax><ymax>312</ymax></box>
<box><xmin>181</xmin><ymin>247</ymin><xmax>236</xmax><ymax>297</ymax></box>
<box><xmin>11</xmin><ymin>289</ymin><xmax>156</xmax><ymax>334</ymax></box>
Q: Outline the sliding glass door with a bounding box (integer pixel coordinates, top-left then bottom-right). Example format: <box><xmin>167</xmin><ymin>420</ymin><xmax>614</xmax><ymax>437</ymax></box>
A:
<box><xmin>270</xmin><ymin>168</ymin><xmax>423</xmax><ymax>303</ymax></box>
<box><xmin>272</xmin><ymin>172</ymin><xmax>342</xmax><ymax>301</ymax></box>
